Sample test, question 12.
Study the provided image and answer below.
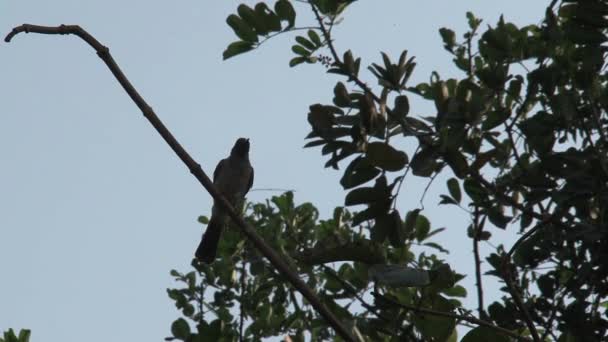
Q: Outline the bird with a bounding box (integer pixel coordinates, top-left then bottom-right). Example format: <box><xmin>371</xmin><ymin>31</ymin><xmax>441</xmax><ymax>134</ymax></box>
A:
<box><xmin>195</xmin><ymin>138</ymin><xmax>254</xmax><ymax>263</ymax></box>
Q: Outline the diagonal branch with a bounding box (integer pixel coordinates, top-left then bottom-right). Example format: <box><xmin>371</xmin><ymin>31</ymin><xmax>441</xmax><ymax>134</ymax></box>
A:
<box><xmin>5</xmin><ymin>23</ymin><xmax>357</xmax><ymax>342</ymax></box>
<box><xmin>371</xmin><ymin>292</ymin><xmax>532</xmax><ymax>341</ymax></box>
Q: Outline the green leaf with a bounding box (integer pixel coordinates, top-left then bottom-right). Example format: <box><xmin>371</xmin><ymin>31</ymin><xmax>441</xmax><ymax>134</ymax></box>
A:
<box><xmin>410</xmin><ymin>146</ymin><xmax>439</xmax><ymax>177</ymax></box>
<box><xmin>352</xmin><ymin>204</ymin><xmax>388</xmax><ymax>226</ymax></box>
<box><xmin>463</xmin><ymin>178</ymin><xmax>487</xmax><ymax>203</ymax></box>
<box><xmin>366</xmin><ymin>142</ymin><xmax>408</xmax><ymax>172</ymax></box>
<box><xmin>404</xmin><ymin>209</ymin><xmax>421</xmax><ymax>237</ymax></box>
<box><xmin>482</xmin><ymin>110</ymin><xmax>510</xmax><ymax>130</ymax></box>
<box><xmin>295</xmin><ymin>36</ymin><xmax>316</xmax><ymax>50</ymax></box>
<box><xmin>223</xmin><ymin>41</ymin><xmax>254</xmax><ymax>60</ymax></box>
<box><xmin>275</xmin><ymin>0</ymin><xmax>296</xmax><ymax>28</ymax></box>
<box><xmin>255</xmin><ymin>3</ymin><xmax>282</xmax><ymax>32</ymax></box>
<box><xmin>237</xmin><ymin>4</ymin><xmax>266</xmax><ymax>35</ymax></box>
<box><xmin>386</xmin><ymin>210</ymin><xmax>405</xmax><ymax>247</ymax></box>
<box><xmin>444</xmin><ymin>149</ymin><xmax>469</xmax><ymax>179</ymax></box>
<box><xmin>439</xmin><ymin>28</ymin><xmax>456</xmax><ymax>52</ymax></box>
<box><xmin>487</xmin><ymin>205</ymin><xmax>510</xmax><ymax>229</ymax></box>
<box><xmin>226</xmin><ymin>14</ymin><xmax>258</xmax><ymax>43</ymax></box>
<box><xmin>446</xmin><ymin>178</ymin><xmax>461</xmax><ymax>203</ymax></box>
<box><xmin>371</xmin><ymin>212</ymin><xmax>391</xmax><ymax>243</ymax></box>
<box><xmin>415</xmin><ymin>214</ymin><xmax>430</xmax><ymax>242</ymax></box>
<box><xmin>289</xmin><ymin>56</ymin><xmax>307</xmax><ymax>67</ymax></box>
<box><xmin>307</xmin><ymin>104</ymin><xmax>335</xmax><ymax>136</ymax></box>
<box><xmin>428</xmin><ymin>264</ymin><xmax>456</xmax><ymax>289</ymax></box>
<box><xmin>412</xmin><ymin>294</ymin><xmax>455</xmax><ymax>341</ymax></box>
<box><xmin>197</xmin><ymin>215</ymin><xmax>209</xmax><ymax>224</ymax></box>
<box><xmin>442</xmin><ymin>284</ymin><xmax>467</xmax><ymax>297</ymax></box>
<box><xmin>340</xmin><ymin>157</ymin><xmax>381</xmax><ymax>189</ymax></box>
<box><xmin>171</xmin><ymin>318</ymin><xmax>191</xmax><ymax>340</ymax></box>
<box><xmin>17</xmin><ymin>330</ymin><xmax>31</xmax><ymax>342</ymax></box>
<box><xmin>461</xmin><ymin>326</ymin><xmax>510</xmax><ymax>342</ymax></box>
<box><xmin>291</xmin><ymin>44</ymin><xmax>310</xmax><ymax>56</ymax></box>
<box><xmin>308</xmin><ymin>29</ymin><xmax>322</xmax><ymax>46</ymax></box>
<box><xmin>344</xmin><ymin>187</ymin><xmax>386</xmax><ymax>206</ymax></box>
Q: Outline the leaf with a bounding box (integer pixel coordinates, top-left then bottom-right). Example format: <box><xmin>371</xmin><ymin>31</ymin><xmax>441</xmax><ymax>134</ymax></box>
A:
<box><xmin>344</xmin><ymin>187</ymin><xmax>386</xmax><ymax>206</ymax></box>
<box><xmin>226</xmin><ymin>14</ymin><xmax>258</xmax><ymax>43</ymax></box>
<box><xmin>275</xmin><ymin>0</ymin><xmax>296</xmax><ymax>28</ymax></box>
<box><xmin>482</xmin><ymin>110</ymin><xmax>510</xmax><ymax>130</ymax></box>
<box><xmin>307</xmin><ymin>104</ymin><xmax>335</xmax><ymax>136</ymax></box>
<box><xmin>404</xmin><ymin>209</ymin><xmax>421</xmax><ymax>237</ymax></box>
<box><xmin>423</xmin><ymin>241</ymin><xmax>449</xmax><ymax>253</ymax></box>
<box><xmin>428</xmin><ymin>264</ymin><xmax>456</xmax><ymax>289</ymax></box>
<box><xmin>461</xmin><ymin>326</ymin><xmax>510</xmax><ymax>342</ymax></box>
<box><xmin>340</xmin><ymin>157</ymin><xmax>381</xmax><ymax>189</ymax></box>
<box><xmin>197</xmin><ymin>215</ymin><xmax>209</xmax><ymax>224</ymax></box>
<box><xmin>291</xmin><ymin>44</ymin><xmax>310</xmax><ymax>56</ymax></box>
<box><xmin>447</xmin><ymin>178</ymin><xmax>461</xmax><ymax>203</ymax></box>
<box><xmin>171</xmin><ymin>318</ymin><xmax>191</xmax><ymax>340</ymax></box>
<box><xmin>487</xmin><ymin>205</ymin><xmax>510</xmax><ymax>229</ymax></box>
<box><xmin>442</xmin><ymin>284</ymin><xmax>467</xmax><ymax>297</ymax></box>
<box><xmin>444</xmin><ymin>149</ymin><xmax>469</xmax><ymax>179</ymax></box>
<box><xmin>463</xmin><ymin>178</ymin><xmax>487</xmax><ymax>203</ymax></box>
<box><xmin>439</xmin><ymin>28</ymin><xmax>456</xmax><ymax>52</ymax></box>
<box><xmin>295</xmin><ymin>36</ymin><xmax>316</xmax><ymax>50</ymax></box>
<box><xmin>237</xmin><ymin>4</ymin><xmax>266</xmax><ymax>35</ymax></box>
<box><xmin>386</xmin><ymin>210</ymin><xmax>405</xmax><ymax>247</ymax></box>
<box><xmin>415</xmin><ymin>214</ymin><xmax>431</xmax><ymax>242</ymax></box>
<box><xmin>255</xmin><ymin>3</ymin><xmax>282</xmax><ymax>32</ymax></box>
<box><xmin>308</xmin><ymin>29</ymin><xmax>322</xmax><ymax>46</ymax></box>
<box><xmin>366</xmin><ymin>142</ymin><xmax>408</xmax><ymax>172</ymax></box>
<box><xmin>223</xmin><ymin>41</ymin><xmax>254</xmax><ymax>60</ymax></box>
<box><xmin>412</xmin><ymin>294</ymin><xmax>455</xmax><ymax>341</ymax></box>
<box><xmin>371</xmin><ymin>212</ymin><xmax>392</xmax><ymax>243</ymax></box>
<box><xmin>352</xmin><ymin>204</ymin><xmax>388</xmax><ymax>226</ymax></box>
<box><xmin>410</xmin><ymin>146</ymin><xmax>439</xmax><ymax>177</ymax></box>
<box><xmin>289</xmin><ymin>56</ymin><xmax>307</xmax><ymax>67</ymax></box>
<box><xmin>439</xmin><ymin>194</ymin><xmax>458</xmax><ymax>205</ymax></box>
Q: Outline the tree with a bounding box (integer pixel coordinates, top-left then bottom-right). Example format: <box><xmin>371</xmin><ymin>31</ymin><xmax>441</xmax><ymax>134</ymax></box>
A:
<box><xmin>167</xmin><ymin>0</ymin><xmax>608</xmax><ymax>341</ymax></box>
<box><xmin>5</xmin><ymin>0</ymin><xmax>607</xmax><ymax>341</ymax></box>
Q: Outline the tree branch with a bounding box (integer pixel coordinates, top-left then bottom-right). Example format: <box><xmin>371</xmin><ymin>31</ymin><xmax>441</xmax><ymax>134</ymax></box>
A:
<box><xmin>371</xmin><ymin>292</ymin><xmax>532</xmax><ymax>341</ymax></box>
<box><xmin>472</xmin><ymin>206</ymin><xmax>486</xmax><ymax>319</ymax></box>
<box><xmin>5</xmin><ymin>23</ymin><xmax>357</xmax><ymax>342</ymax></box>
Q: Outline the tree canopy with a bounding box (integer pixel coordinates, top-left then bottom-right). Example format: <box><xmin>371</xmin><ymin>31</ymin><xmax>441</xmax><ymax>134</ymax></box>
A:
<box><xmin>167</xmin><ymin>0</ymin><xmax>608</xmax><ymax>341</ymax></box>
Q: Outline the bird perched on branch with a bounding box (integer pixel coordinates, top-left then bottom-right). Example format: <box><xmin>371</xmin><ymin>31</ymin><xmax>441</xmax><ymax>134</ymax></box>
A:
<box><xmin>195</xmin><ymin>138</ymin><xmax>254</xmax><ymax>263</ymax></box>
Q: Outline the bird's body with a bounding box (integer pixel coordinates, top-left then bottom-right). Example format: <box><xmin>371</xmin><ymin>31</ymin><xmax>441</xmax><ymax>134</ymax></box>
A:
<box><xmin>195</xmin><ymin>138</ymin><xmax>253</xmax><ymax>263</ymax></box>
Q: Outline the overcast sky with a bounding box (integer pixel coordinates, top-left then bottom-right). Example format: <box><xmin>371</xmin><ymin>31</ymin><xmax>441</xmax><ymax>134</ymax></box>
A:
<box><xmin>1</xmin><ymin>1</ymin><xmax>548</xmax><ymax>340</ymax></box>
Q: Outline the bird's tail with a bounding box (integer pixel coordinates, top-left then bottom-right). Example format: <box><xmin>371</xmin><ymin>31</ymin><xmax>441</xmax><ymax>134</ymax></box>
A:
<box><xmin>195</xmin><ymin>215</ymin><xmax>223</xmax><ymax>263</ymax></box>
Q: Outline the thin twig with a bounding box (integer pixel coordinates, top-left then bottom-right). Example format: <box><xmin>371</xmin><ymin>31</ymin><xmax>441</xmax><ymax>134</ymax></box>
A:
<box><xmin>371</xmin><ymin>291</ymin><xmax>532</xmax><ymax>341</ymax></box>
<box><xmin>239</xmin><ymin>259</ymin><xmax>246</xmax><ymax>342</ymax></box>
<box><xmin>472</xmin><ymin>206</ymin><xmax>486</xmax><ymax>319</ymax></box>
<box><xmin>321</xmin><ymin>266</ymin><xmax>415</xmax><ymax>338</ymax></box>
<box><xmin>500</xmin><ymin>264</ymin><xmax>541</xmax><ymax>342</ymax></box>
<box><xmin>419</xmin><ymin>171</ymin><xmax>439</xmax><ymax>210</ymax></box>
<box><xmin>5</xmin><ymin>24</ymin><xmax>357</xmax><ymax>342</ymax></box>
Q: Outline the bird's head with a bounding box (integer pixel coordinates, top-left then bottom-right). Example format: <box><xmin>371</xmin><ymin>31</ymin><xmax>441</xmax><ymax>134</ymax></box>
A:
<box><xmin>231</xmin><ymin>137</ymin><xmax>250</xmax><ymax>157</ymax></box>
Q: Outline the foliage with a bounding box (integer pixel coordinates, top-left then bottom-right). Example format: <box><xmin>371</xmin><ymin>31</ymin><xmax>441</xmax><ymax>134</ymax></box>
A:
<box><xmin>169</xmin><ymin>0</ymin><xmax>608</xmax><ymax>341</ymax></box>
<box><xmin>167</xmin><ymin>192</ymin><xmax>463</xmax><ymax>341</ymax></box>
<box><xmin>0</xmin><ymin>329</ymin><xmax>30</xmax><ymax>342</ymax></box>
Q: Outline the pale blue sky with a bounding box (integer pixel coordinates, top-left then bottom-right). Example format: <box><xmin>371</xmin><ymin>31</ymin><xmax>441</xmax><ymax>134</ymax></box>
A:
<box><xmin>1</xmin><ymin>1</ymin><xmax>547</xmax><ymax>341</ymax></box>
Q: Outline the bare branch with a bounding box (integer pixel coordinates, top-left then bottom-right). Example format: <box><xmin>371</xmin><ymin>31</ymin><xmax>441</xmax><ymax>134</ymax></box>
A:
<box><xmin>5</xmin><ymin>23</ymin><xmax>357</xmax><ymax>342</ymax></box>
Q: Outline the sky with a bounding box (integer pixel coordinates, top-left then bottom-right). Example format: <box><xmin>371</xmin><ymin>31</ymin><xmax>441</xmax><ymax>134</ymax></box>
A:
<box><xmin>1</xmin><ymin>1</ymin><xmax>549</xmax><ymax>341</ymax></box>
